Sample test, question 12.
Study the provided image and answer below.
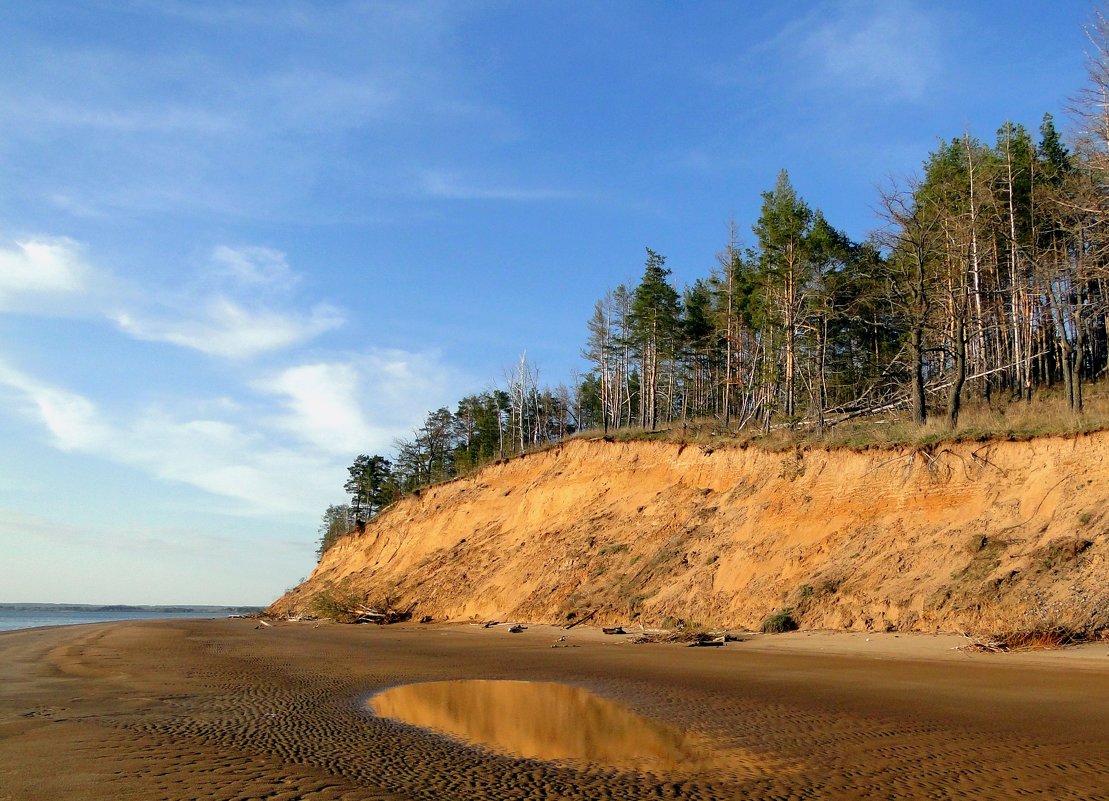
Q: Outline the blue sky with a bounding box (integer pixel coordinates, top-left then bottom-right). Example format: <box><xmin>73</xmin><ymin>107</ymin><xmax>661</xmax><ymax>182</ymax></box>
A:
<box><xmin>0</xmin><ymin>1</ymin><xmax>1094</xmax><ymax>604</ymax></box>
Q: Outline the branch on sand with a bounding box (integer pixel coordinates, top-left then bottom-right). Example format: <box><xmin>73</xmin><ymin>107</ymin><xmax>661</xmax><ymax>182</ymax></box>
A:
<box><xmin>309</xmin><ymin>589</ymin><xmax>413</xmax><ymax>624</ymax></box>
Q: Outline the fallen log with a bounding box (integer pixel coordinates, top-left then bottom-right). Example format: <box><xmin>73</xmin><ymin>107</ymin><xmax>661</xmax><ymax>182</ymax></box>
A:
<box><xmin>564</xmin><ymin>610</ymin><xmax>596</xmax><ymax>630</ymax></box>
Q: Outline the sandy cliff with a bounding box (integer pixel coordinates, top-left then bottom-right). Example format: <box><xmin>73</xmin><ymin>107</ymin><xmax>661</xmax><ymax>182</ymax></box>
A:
<box><xmin>271</xmin><ymin>435</ymin><xmax>1109</xmax><ymax>633</ymax></box>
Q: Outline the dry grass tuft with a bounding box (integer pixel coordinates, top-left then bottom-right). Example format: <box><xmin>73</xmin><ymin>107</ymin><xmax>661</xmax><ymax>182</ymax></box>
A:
<box><xmin>959</xmin><ymin>591</ymin><xmax>1109</xmax><ymax>652</ymax></box>
<box><xmin>961</xmin><ymin>626</ymin><xmax>1097</xmax><ymax>653</ymax></box>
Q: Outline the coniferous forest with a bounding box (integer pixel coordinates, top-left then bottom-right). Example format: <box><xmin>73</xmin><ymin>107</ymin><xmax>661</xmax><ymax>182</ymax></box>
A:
<box><xmin>319</xmin><ymin>11</ymin><xmax>1109</xmax><ymax>556</ymax></box>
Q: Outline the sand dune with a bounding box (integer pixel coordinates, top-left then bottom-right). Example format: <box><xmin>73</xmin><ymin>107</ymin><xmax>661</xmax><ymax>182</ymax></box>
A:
<box><xmin>1</xmin><ymin>619</ymin><xmax>1107</xmax><ymax>800</ymax></box>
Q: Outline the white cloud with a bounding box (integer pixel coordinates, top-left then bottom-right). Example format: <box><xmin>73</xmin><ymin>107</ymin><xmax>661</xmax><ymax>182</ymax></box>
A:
<box><xmin>255</xmin><ymin>349</ymin><xmax>462</xmax><ymax>456</ymax></box>
<box><xmin>362</xmin><ymin>348</ymin><xmax>458</xmax><ymax>420</ymax></box>
<box><xmin>0</xmin><ymin>232</ymin><xmax>371</xmax><ymax>519</ymax></box>
<box><xmin>714</xmin><ymin>1</ymin><xmax>945</xmax><ymax>106</ymax></box>
<box><xmin>127</xmin><ymin>410</ymin><xmax>339</xmax><ymax>515</ymax></box>
<box><xmin>210</xmin><ymin>245</ymin><xmax>299</xmax><ymax>291</ymax></box>
<box><xmin>257</xmin><ymin>362</ymin><xmax>377</xmax><ymax>454</ymax></box>
<box><xmin>0</xmin><ymin>361</ymin><xmax>109</xmax><ymax>451</ymax></box>
<box><xmin>106</xmin><ymin>243</ymin><xmax>343</xmax><ymax>359</ymax></box>
<box><xmin>0</xmin><ymin>361</ymin><xmax>338</xmax><ymax>517</ymax></box>
<box><xmin>0</xmin><ymin>235</ymin><xmax>340</xmax><ymax>359</ymax></box>
<box><xmin>0</xmin><ymin>344</ymin><xmax>465</xmax><ymax>519</ymax></box>
<box><xmin>801</xmin><ymin>2</ymin><xmax>941</xmax><ymax>102</ymax></box>
<box><xmin>0</xmin><ymin>238</ymin><xmax>92</xmax><ymax>311</ymax></box>
<box><xmin>114</xmin><ymin>297</ymin><xmax>344</xmax><ymax>360</ymax></box>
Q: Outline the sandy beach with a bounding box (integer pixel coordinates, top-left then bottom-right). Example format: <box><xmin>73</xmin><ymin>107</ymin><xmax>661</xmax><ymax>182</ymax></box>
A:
<box><xmin>1</xmin><ymin>619</ymin><xmax>1107</xmax><ymax>800</ymax></box>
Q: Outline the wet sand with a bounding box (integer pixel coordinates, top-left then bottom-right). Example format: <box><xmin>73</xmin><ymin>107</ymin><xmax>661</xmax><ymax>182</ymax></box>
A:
<box><xmin>1</xmin><ymin>619</ymin><xmax>1107</xmax><ymax>800</ymax></box>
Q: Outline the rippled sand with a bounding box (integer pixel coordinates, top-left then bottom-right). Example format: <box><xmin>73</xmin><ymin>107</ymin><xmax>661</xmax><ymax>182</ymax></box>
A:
<box><xmin>1</xmin><ymin>620</ymin><xmax>1107</xmax><ymax>800</ymax></box>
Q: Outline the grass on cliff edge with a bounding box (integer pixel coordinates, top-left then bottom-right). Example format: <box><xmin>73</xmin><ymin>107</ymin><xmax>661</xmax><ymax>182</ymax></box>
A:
<box><xmin>566</xmin><ymin>380</ymin><xmax>1109</xmax><ymax>454</ymax></box>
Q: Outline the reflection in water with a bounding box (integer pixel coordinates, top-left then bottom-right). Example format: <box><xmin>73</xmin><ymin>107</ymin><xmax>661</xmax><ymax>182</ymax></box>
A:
<box><xmin>369</xmin><ymin>679</ymin><xmax>776</xmax><ymax>777</ymax></box>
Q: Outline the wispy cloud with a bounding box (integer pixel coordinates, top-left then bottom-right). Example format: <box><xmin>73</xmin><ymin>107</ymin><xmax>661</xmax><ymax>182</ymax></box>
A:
<box><xmin>0</xmin><ymin>229</ymin><xmax>466</xmax><ymax>523</ymax></box>
<box><xmin>0</xmin><ymin>506</ymin><xmax>240</xmax><ymax>555</ymax></box>
<box><xmin>114</xmin><ymin>298</ymin><xmax>343</xmax><ymax>360</ymax></box>
<box><xmin>0</xmin><ymin>2</ymin><xmax>530</xmax><ymax>226</ymax></box>
<box><xmin>0</xmin><ymin>238</ymin><xmax>94</xmax><ymax>311</ymax></box>
<box><xmin>420</xmin><ymin>170</ymin><xmax>576</xmax><ymax>202</ymax></box>
<box><xmin>0</xmin><ymin>342</ymin><xmax>463</xmax><ymax>517</ymax></box>
<box><xmin>0</xmin><ymin>361</ymin><xmax>109</xmax><ymax>451</ymax></box>
<box><xmin>0</xmin><ymin>235</ymin><xmax>342</xmax><ymax>359</ymax></box>
<box><xmin>112</xmin><ymin>242</ymin><xmax>343</xmax><ymax>359</ymax></box>
<box><xmin>44</xmin><ymin>192</ymin><xmax>109</xmax><ymax>219</ymax></box>
<box><xmin>251</xmin><ymin>68</ymin><xmax>398</xmax><ymax>130</ymax></box>
<box><xmin>710</xmin><ymin>1</ymin><xmax>945</xmax><ymax>106</ymax></box>
<box><xmin>209</xmin><ymin>245</ymin><xmax>300</xmax><ymax>292</ymax></box>
<box><xmin>257</xmin><ymin>362</ymin><xmax>379</xmax><ymax>455</ymax></box>
<box><xmin>256</xmin><ymin>349</ymin><xmax>460</xmax><ymax>455</ymax></box>
<box><xmin>0</xmin><ymin>236</ymin><xmax>343</xmax><ymax>360</ymax></box>
<box><xmin>0</xmin><ymin>359</ymin><xmax>336</xmax><ymax>516</ymax></box>
<box><xmin>800</xmin><ymin>1</ymin><xmax>942</xmax><ymax>102</ymax></box>
<box><xmin>119</xmin><ymin>0</ymin><xmax>322</xmax><ymax>30</ymax></box>
<box><xmin>5</xmin><ymin>97</ymin><xmax>234</xmax><ymax>134</ymax></box>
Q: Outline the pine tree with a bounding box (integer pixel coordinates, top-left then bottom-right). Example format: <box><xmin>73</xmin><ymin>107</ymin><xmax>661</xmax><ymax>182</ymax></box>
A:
<box><xmin>679</xmin><ymin>278</ymin><xmax>717</xmax><ymax>419</ymax></box>
<box><xmin>629</xmin><ymin>248</ymin><xmax>680</xmax><ymax>429</ymax></box>
<box><xmin>316</xmin><ymin>503</ymin><xmax>352</xmax><ymax>559</ymax></box>
<box><xmin>753</xmin><ymin>169</ymin><xmax>817</xmax><ymax>421</ymax></box>
<box><xmin>344</xmin><ymin>455</ymin><xmax>395</xmax><ymax>524</ymax></box>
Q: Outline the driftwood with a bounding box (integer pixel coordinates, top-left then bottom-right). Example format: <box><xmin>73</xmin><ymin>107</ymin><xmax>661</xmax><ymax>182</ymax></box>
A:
<box><xmin>483</xmin><ymin>620</ymin><xmax>500</xmax><ymax>629</ymax></box>
<box><xmin>633</xmin><ymin>631</ymin><xmax>738</xmax><ymax>646</ymax></box>
<box><xmin>687</xmin><ymin>638</ymin><xmax>725</xmax><ymax>647</ymax></box>
<box><xmin>564</xmin><ymin>610</ymin><xmax>596</xmax><ymax>630</ymax></box>
<box><xmin>957</xmin><ymin>626</ymin><xmax>1096</xmax><ymax>653</ymax></box>
<box><xmin>350</xmin><ymin>604</ymin><xmax>413</xmax><ymax>625</ymax></box>
<box><xmin>602</xmin><ymin>626</ymin><xmax>626</xmax><ymax>635</ymax></box>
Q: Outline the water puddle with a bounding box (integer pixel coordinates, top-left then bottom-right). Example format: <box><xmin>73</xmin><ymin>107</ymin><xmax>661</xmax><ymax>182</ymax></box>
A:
<box><xmin>368</xmin><ymin>679</ymin><xmax>778</xmax><ymax>777</ymax></box>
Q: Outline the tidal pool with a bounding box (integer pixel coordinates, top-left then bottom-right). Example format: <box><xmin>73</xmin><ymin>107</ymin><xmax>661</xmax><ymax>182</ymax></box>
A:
<box><xmin>368</xmin><ymin>679</ymin><xmax>777</xmax><ymax>776</ymax></box>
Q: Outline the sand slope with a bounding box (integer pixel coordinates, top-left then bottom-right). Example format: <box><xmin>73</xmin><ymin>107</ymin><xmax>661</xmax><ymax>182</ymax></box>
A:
<box><xmin>272</xmin><ymin>434</ymin><xmax>1109</xmax><ymax>632</ymax></box>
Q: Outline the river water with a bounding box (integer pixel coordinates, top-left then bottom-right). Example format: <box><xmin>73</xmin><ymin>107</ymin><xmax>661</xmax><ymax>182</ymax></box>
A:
<box><xmin>0</xmin><ymin>607</ymin><xmax>249</xmax><ymax>632</ymax></box>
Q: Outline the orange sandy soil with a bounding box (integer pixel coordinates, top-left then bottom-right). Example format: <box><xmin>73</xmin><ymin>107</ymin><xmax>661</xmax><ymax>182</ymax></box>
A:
<box><xmin>1</xmin><ymin>619</ymin><xmax>1107</xmax><ymax>800</ymax></box>
<box><xmin>275</xmin><ymin>435</ymin><xmax>1109</xmax><ymax>634</ymax></box>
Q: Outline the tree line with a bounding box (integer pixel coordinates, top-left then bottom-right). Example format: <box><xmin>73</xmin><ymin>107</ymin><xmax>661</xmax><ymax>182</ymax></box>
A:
<box><xmin>317</xmin><ymin>10</ymin><xmax>1109</xmax><ymax>558</ymax></box>
<box><xmin>584</xmin><ymin>113</ymin><xmax>1104</xmax><ymax>437</ymax></box>
<box><xmin>316</xmin><ymin>359</ymin><xmax>582</xmax><ymax>557</ymax></box>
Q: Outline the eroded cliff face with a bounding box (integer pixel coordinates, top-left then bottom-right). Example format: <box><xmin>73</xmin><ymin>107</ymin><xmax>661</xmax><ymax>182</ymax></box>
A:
<box><xmin>271</xmin><ymin>435</ymin><xmax>1109</xmax><ymax>633</ymax></box>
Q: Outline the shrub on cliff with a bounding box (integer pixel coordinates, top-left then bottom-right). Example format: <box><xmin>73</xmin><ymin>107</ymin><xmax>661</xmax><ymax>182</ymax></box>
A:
<box><xmin>309</xmin><ymin>589</ymin><xmax>364</xmax><ymax>623</ymax></box>
<box><xmin>760</xmin><ymin>609</ymin><xmax>799</xmax><ymax>634</ymax></box>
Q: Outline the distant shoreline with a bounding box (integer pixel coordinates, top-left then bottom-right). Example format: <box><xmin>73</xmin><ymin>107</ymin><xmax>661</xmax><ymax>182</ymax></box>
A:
<box><xmin>0</xmin><ymin>605</ymin><xmax>266</xmax><ymax>634</ymax></box>
<box><xmin>0</xmin><ymin>603</ymin><xmax>262</xmax><ymax>613</ymax></box>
